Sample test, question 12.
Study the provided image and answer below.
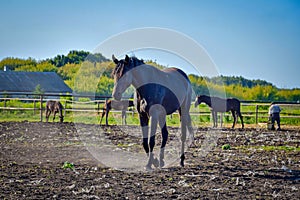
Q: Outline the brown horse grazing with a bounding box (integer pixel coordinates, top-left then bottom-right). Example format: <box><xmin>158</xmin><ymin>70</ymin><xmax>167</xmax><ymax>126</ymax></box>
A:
<box><xmin>112</xmin><ymin>55</ymin><xmax>194</xmax><ymax>170</ymax></box>
<box><xmin>100</xmin><ymin>99</ymin><xmax>134</xmax><ymax>126</ymax></box>
<box><xmin>195</xmin><ymin>95</ymin><xmax>244</xmax><ymax>129</ymax></box>
<box><xmin>45</xmin><ymin>100</ymin><xmax>64</xmax><ymax>123</ymax></box>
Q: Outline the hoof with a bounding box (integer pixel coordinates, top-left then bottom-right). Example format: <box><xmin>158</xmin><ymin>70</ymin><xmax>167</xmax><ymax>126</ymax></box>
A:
<box><xmin>159</xmin><ymin>159</ymin><xmax>165</xmax><ymax>168</ymax></box>
<box><xmin>180</xmin><ymin>154</ymin><xmax>185</xmax><ymax>167</ymax></box>
<box><xmin>180</xmin><ymin>160</ymin><xmax>184</xmax><ymax>167</ymax></box>
<box><xmin>153</xmin><ymin>157</ymin><xmax>159</xmax><ymax>168</ymax></box>
<box><xmin>145</xmin><ymin>164</ymin><xmax>153</xmax><ymax>171</ymax></box>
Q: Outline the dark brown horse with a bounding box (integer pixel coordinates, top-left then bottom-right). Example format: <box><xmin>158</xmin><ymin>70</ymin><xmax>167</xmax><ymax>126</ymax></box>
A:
<box><xmin>112</xmin><ymin>55</ymin><xmax>194</xmax><ymax>170</ymax></box>
<box><xmin>45</xmin><ymin>100</ymin><xmax>64</xmax><ymax>123</ymax></box>
<box><xmin>100</xmin><ymin>99</ymin><xmax>134</xmax><ymax>126</ymax></box>
<box><xmin>195</xmin><ymin>95</ymin><xmax>244</xmax><ymax>129</ymax></box>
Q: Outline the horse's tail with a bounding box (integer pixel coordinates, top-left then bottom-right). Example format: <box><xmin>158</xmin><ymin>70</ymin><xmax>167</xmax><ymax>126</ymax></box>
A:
<box><xmin>183</xmin><ymin>84</ymin><xmax>194</xmax><ymax>144</ymax></box>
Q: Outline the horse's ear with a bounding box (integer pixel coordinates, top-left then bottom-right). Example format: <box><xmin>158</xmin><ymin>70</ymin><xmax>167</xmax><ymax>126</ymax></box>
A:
<box><xmin>125</xmin><ymin>55</ymin><xmax>130</xmax><ymax>64</ymax></box>
<box><xmin>112</xmin><ymin>55</ymin><xmax>119</xmax><ymax>64</ymax></box>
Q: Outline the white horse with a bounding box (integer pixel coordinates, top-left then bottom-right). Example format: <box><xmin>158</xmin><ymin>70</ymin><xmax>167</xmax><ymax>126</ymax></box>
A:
<box><xmin>111</xmin><ymin>55</ymin><xmax>194</xmax><ymax>170</ymax></box>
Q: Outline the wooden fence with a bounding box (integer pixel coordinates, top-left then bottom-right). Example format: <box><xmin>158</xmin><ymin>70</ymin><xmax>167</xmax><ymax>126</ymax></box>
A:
<box><xmin>0</xmin><ymin>92</ymin><xmax>299</xmax><ymax>126</ymax></box>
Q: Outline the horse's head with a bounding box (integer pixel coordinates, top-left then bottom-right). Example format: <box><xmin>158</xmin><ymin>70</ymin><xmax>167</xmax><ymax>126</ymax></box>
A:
<box><xmin>194</xmin><ymin>95</ymin><xmax>206</xmax><ymax>107</ymax></box>
<box><xmin>57</xmin><ymin>102</ymin><xmax>64</xmax><ymax>123</ymax></box>
<box><xmin>111</xmin><ymin>55</ymin><xmax>144</xmax><ymax>100</ymax></box>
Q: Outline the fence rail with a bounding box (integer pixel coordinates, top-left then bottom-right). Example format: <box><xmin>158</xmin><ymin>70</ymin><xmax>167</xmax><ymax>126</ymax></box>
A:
<box><xmin>0</xmin><ymin>92</ymin><xmax>299</xmax><ymax>126</ymax></box>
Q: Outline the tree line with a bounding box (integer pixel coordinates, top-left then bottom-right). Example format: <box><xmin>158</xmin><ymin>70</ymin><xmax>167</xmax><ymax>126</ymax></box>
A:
<box><xmin>0</xmin><ymin>50</ymin><xmax>299</xmax><ymax>102</ymax></box>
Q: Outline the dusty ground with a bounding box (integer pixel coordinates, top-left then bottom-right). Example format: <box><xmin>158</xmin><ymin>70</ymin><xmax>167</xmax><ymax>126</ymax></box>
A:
<box><xmin>0</xmin><ymin>121</ymin><xmax>299</xmax><ymax>199</ymax></box>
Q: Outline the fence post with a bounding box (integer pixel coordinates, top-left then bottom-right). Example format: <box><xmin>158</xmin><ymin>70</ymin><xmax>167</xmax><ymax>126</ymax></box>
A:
<box><xmin>255</xmin><ymin>105</ymin><xmax>258</xmax><ymax>124</ymax></box>
<box><xmin>40</xmin><ymin>95</ymin><xmax>43</xmax><ymax>122</ymax></box>
<box><xmin>33</xmin><ymin>100</ymin><xmax>36</xmax><ymax>115</ymax></box>
<box><xmin>64</xmin><ymin>101</ymin><xmax>67</xmax><ymax>117</ymax></box>
<box><xmin>220</xmin><ymin>113</ymin><xmax>223</xmax><ymax>127</ymax></box>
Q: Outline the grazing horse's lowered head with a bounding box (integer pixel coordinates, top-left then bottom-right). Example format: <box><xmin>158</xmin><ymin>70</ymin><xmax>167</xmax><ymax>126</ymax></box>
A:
<box><xmin>45</xmin><ymin>100</ymin><xmax>64</xmax><ymax>123</ymax></box>
<box><xmin>111</xmin><ymin>54</ymin><xmax>194</xmax><ymax>170</ymax></box>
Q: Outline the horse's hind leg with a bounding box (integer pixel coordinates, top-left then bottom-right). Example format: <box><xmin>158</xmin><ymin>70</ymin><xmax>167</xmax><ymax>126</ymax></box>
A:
<box><xmin>237</xmin><ymin>111</ymin><xmax>244</xmax><ymax>129</ymax></box>
<box><xmin>180</xmin><ymin>114</ymin><xmax>188</xmax><ymax>167</ymax></box>
<box><xmin>105</xmin><ymin>109</ymin><xmax>110</xmax><ymax>126</ymax></box>
<box><xmin>231</xmin><ymin>110</ymin><xmax>237</xmax><ymax>128</ymax></box>
<box><xmin>99</xmin><ymin>109</ymin><xmax>106</xmax><ymax>125</ymax></box>
<box><xmin>179</xmin><ymin>104</ymin><xmax>194</xmax><ymax>167</ymax></box>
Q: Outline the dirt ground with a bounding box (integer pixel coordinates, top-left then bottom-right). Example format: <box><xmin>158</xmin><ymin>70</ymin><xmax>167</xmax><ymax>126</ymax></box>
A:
<box><xmin>0</xmin><ymin>121</ymin><xmax>299</xmax><ymax>199</ymax></box>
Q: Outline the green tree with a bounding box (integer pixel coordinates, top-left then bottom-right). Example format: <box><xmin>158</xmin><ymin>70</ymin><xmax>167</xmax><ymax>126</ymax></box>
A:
<box><xmin>15</xmin><ymin>62</ymin><xmax>57</xmax><ymax>72</ymax></box>
<box><xmin>0</xmin><ymin>57</ymin><xmax>37</xmax><ymax>70</ymax></box>
<box><xmin>33</xmin><ymin>84</ymin><xmax>44</xmax><ymax>98</ymax></box>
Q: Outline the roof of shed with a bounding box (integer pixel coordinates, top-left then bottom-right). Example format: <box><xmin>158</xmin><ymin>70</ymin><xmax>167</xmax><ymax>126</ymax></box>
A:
<box><xmin>0</xmin><ymin>71</ymin><xmax>72</xmax><ymax>93</ymax></box>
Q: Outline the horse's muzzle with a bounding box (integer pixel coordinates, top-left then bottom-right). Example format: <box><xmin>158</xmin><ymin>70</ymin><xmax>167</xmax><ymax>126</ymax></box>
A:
<box><xmin>112</xmin><ymin>92</ymin><xmax>122</xmax><ymax>101</ymax></box>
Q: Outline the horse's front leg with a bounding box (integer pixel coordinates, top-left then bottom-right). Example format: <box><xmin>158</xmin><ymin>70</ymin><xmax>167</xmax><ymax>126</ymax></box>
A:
<box><xmin>158</xmin><ymin>115</ymin><xmax>168</xmax><ymax>168</ymax></box>
<box><xmin>53</xmin><ymin>111</ymin><xmax>57</xmax><ymax>122</ymax></box>
<box><xmin>211</xmin><ymin>111</ymin><xmax>217</xmax><ymax>127</ymax></box>
<box><xmin>45</xmin><ymin>110</ymin><xmax>51</xmax><ymax>122</ymax></box>
<box><xmin>121</xmin><ymin>110</ymin><xmax>126</xmax><ymax>125</ymax></box>
<box><xmin>139</xmin><ymin>113</ymin><xmax>154</xmax><ymax>170</ymax></box>
<box><xmin>145</xmin><ymin>114</ymin><xmax>160</xmax><ymax>170</ymax></box>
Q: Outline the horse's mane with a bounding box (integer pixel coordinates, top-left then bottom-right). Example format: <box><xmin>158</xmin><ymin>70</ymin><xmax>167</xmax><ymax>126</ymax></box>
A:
<box><xmin>112</xmin><ymin>56</ymin><xmax>145</xmax><ymax>78</ymax></box>
<box><xmin>130</xmin><ymin>56</ymin><xmax>144</xmax><ymax>66</ymax></box>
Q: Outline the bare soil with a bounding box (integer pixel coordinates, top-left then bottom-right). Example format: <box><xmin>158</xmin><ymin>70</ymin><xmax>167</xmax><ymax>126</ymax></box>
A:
<box><xmin>0</xmin><ymin>121</ymin><xmax>299</xmax><ymax>199</ymax></box>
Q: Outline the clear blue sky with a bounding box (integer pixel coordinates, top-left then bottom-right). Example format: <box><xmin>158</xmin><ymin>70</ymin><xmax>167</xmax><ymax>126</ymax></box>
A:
<box><xmin>1</xmin><ymin>0</ymin><xmax>300</xmax><ymax>88</ymax></box>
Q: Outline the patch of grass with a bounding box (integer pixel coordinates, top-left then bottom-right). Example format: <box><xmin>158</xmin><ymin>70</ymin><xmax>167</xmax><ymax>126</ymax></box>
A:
<box><xmin>62</xmin><ymin>161</ymin><xmax>74</xmax><ymax>170</ymax></box>
<box><xmin>222</xmin><ymin>144</ymin><xmax>231</xmax><ymax>150</ymax></box>
<box><xmin>236</xmin><ymin>145</ymin><xmax>300</xmax><ymax>152</ymax></box>
<box><xmin>260</xmin><ymin>145</ymin><xmax>300</xmax><ymax>151</ymax></box>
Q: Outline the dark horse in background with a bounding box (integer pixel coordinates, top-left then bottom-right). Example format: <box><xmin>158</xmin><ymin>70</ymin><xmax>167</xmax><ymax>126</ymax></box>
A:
<box><xmin>45</xmin><ymin>100</ymin><xmax>64</xmax><ymax>123</ymax></box>
<box><xmin>112</xmin><ymin>55</ymin><xmax>194</xmax><ymax>170</ymax></box>
<box><xmin>195</xmin><ymin>95</ymin><xmax>244</xmax><ymax>129</ymax></box>
<box><xmin>100</xmin><ymin>99</ymin><xmax>134</xmax><ymax>126</ymax></box>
